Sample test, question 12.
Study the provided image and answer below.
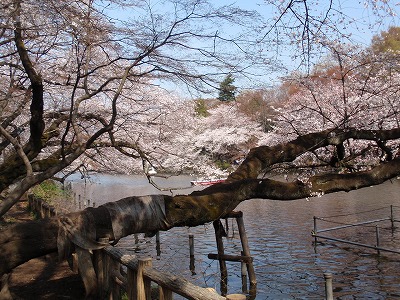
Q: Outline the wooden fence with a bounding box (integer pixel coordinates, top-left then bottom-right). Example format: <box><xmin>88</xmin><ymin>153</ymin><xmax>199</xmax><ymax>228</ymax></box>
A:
<box><xmin>312</xmin><ymin>205</ymin><xmax>400</xmax><ymax>255</ymax></box>
<box><xmin>28</xmin><ymin>194</ymin><xmax>57</xmax><ymax>218</ymax></box>
<box><xmin>93</xmin><ymin>246</ymin><xmax>246</xmax><ymax>300</ymax></box>
<box><xmin>28</xmin><ymin>195</ymin><xmax>246</xmax><ymax>300</ymax></box>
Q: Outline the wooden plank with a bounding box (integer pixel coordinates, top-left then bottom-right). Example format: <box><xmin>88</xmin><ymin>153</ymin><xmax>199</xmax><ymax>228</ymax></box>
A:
<box><xmin>207</xmin><ymin>253</ymin><xmax>253</xmax><ymax>264</ymax></box>
<box><xmin>223</xmin><ymin>211</ymin><xmax>243</xmax><ymax>219</ymax></box>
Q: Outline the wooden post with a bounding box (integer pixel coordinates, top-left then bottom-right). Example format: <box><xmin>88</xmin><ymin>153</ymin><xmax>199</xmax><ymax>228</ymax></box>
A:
<box><xmin>159</xmin><ymin>286</ymin><xmax>173</xmax><ymax>300</ymax></box>
<box><xmin>390</xmin><ymin>205</ymin><xmax>395</xmax><ymax>230</ymax></box>
<box><xmin>111</xmin><ymin>259</ymin><xmax>122</xmax><ymax>299</ymax></box>
<box><xmin>376</xmin><ymin>225</ymin><xmax>381</xmax><ymax>255</ymax></box>
<box><xmin>236</xmin><ymin>215</ymin><xmax>256</xmax><ymax>287</ymax></box>
<box><xmin>75</xmin><ymin>246</ymin><xmax>98</xmax><ymax>298</ymax></box>
<box><xmin>94</xmin><ymin>238</ymin><xmax>109</xmax><ymax>298</ymax></box>
<box><xmin>134</xmin><ymin>234</ymin><xmax>139</xmax><ymax>244</ymax></box>
<box><xmin>40</xmin><ymin>201</ymin><xmax>44</xmax><ymax>218</ymax></box>
<box><xmin>156</xmin><ymin>232</ymin><xmax>161</xmax><ymax>258</ymax></box>
<box><xmin>102</xmin><ymin>254</ymin><xmax>112</xmax><ymax>298</ymax></box>
<box><xmin>213</xmin><ymin>220</ymin><xmax>228</xmax><ymax>296</ymax></box>
<box><xmin>189</xmin><ymin>234</ymin><xmax>195</xmax><ymax>275</ymax></box>
<box><xmin>127</xmin><ymin>257</ymin><xmax>152</xmax><ymax>300</ymax></box>
<box><xmin>324</xmin><ymin>273</ymin><xmax>333</xmax><ymax>300</ymax></box>
<box><xmin>240</xmin><ymin>251</ymin><xmax>247</xmax><ymax>294</ymax></box>
<box><xmin>313</xmin><ymin>216</ymin><xmax>318</xmax><ymax>244</ymax></box>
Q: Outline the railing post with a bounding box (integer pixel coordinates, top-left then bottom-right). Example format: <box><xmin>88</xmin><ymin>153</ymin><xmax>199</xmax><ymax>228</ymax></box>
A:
<box><xmin>102</xmin><ymin>253</ymin><xmax>111</xmax><ymax>298</ymax></box>
<box><xmin>159</xmin><ymin>286</ymin><xmax>173</xmax><ymax>300</ymax></box>
<box><xmin>94</xmin><ymin>238</ymin><xmax>109</xmax><ymax>298</ymax></box>
<box><xmin>75</xmin><ymin>246</ymin><xmax>98</xmax><ymax>298</ymax></box>
<box><xmin>40</xmin><ymin>200</ymin><xmax>44</xmax><ymax>218</ymax></box>
<box><xmin>127</xmin><ymin>257</ymin><xmax>152</xmax><ymax>300</ymax></box>
<box><xmin>324</xmin><ymin>273</ymin><xmax>333</xmax><ymax>300</ymax></box>
<box><xmin>111</xmin><ymin>259</ymin><xmax>122</xmax><ymax>299</ymax></box>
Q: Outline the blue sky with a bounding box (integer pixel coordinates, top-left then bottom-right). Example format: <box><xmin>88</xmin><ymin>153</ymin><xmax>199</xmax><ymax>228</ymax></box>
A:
<box><xmin>102</xmin><ymin>0</ymin><xmax>400</xmax><ymax>97</ymax></box>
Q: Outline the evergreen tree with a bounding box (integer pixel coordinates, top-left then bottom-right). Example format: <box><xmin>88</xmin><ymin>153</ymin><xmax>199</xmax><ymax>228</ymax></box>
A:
<box><xmin>218</xmin><ymin>74</ymin><xmax>236</xmax><ymax>101</ymax></box>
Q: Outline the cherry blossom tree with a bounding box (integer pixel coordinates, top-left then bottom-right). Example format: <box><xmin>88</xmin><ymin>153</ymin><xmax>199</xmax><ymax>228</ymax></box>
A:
<box><xmin>2</xmin><ymin>1</ymin><xmax>400</xmax><ymax>297</ymax></box>
<box><xmin>0</xmin><ymin>0</ymin><xmax>263</xmax><ymax>216</ymax></box>
<box><xmin>272</xmin><ymin>44</ymin><xmax>400</xmax><ymax>175</ymax></box>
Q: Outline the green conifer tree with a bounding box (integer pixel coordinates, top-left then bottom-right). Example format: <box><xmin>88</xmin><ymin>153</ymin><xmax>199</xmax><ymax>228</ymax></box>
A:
<box><xmin>218</xmin><ymin>74</ymin><xmax>236</xmax><ymax>101</ymax></box>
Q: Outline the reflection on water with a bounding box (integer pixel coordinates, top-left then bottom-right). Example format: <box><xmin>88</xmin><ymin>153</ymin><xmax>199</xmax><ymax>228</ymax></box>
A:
<box><xmin>67</xmin><ymin>174</ymin><xmax>400</xmax><ymax>299</ymax></box>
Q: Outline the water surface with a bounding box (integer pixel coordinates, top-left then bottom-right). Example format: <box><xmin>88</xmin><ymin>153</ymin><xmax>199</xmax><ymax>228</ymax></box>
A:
<box><xmin>67</xmin><ymin>174</ymin><xmax>400</xmax><ymax>299</ymax></box>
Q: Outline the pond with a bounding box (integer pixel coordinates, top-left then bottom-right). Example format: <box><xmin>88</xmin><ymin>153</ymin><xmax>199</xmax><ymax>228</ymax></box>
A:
<box><xmin>66</xmin><ymin>174</ymin><xmax>400</xmax><ymax>299</ymax></box>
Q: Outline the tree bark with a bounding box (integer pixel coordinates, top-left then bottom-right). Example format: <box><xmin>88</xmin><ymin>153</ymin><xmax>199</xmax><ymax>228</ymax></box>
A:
<box><xmin>1</xmin><ymin>128</ymin><xmax>400</xmax><ymax>277</ymax></box>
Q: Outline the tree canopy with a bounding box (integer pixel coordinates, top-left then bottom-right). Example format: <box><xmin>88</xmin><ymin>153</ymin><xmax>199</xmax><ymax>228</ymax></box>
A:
<box><xmin>1</xmin><ymin>1</ymin><xmax>400</xmax><ymax>297</ymax></box>
<box><xmin>371</xmin><ymin>26</ymin><xmax>400</xmax><ymax>54</ymax></box>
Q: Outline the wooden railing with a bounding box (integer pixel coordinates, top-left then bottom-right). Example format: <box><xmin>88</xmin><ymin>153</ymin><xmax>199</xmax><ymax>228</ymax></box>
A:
<box><xmin>28</xmin><ymin>195</ymin><xmax>246</xmax><ymax>300</ymax></box>
<box><xmin>28</xmin><ymin>194</ymin><xmax>57</xmax><ymax>218</ymax></box>
<box><xmin>93</xmin><ymin>246</ymin><xmax>247</xmax><ymax>300</ymax></box>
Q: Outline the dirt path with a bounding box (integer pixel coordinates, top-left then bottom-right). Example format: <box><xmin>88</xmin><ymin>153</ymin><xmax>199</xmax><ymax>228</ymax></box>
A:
<box><xmin>1</xmin><ymin>201</ymin><xmax>85</xmax><ymax>300</ymax></box>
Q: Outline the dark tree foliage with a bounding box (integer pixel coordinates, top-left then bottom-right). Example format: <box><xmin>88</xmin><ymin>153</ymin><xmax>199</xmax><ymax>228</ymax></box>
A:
<box><xmin>218</xmin><ymin>74</ymin><xmax>236</xmax><ymax>102</ymax></box>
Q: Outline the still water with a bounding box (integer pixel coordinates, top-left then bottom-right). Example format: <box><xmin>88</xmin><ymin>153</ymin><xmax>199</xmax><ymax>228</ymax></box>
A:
<box><xmin>66</xmin><ymin>174</ymin><xmax>400</xmax><ymax>299</ymax></box>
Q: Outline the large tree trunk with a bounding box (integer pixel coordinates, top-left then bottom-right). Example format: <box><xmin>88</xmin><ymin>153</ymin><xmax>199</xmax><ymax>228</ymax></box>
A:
<box><xmin>2</xmin><ymin>156</ymin><xmax>400</xmax><ymax>276</ymax></box>
<box><xmin>1</xmin><ymin>127</ymin><xmax>400</xmax><ymax>286</ymax></box>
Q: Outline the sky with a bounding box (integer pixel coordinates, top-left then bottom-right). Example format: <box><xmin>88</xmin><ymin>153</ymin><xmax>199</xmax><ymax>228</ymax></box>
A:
<box><xmin>102</xmin><ymin>0</ymin><xmax>400</xmax><ymax>98</ymax></box>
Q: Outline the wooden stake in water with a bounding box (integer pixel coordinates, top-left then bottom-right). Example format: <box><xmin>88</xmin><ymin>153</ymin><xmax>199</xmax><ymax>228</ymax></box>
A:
<box><xmin>236</xmin><ymin>215</ymin><xmax>257</xmax><ymax>287</ymax></box>
<box><xmin>376</xmin><ymin>225</ymin><xmax>380</xmax><ymax>255</ymax></box>
<box><xmin>390</xmin><ymin>205</ymin><xmax>395</xmax><ymax>230</ymax></box>
<box><xmin>156</xmin><ymin>232</ymin><xmax>161</xmax><ymax>258</ymax></box>
<box><xmin>241</xmin><ymin>251</ymin><xmax>247</xmax><ymax>294</ymax></box>
<box><xmin>313</xmin><ymin>216</ymin><xmax>318</xmax><ymax>244</ymax></box>
<box><xmin>213</xmin><ymin>220</ymin><xmax>228</xmax><ymax>295</ymax></box>
<box><xmin>189</xmin><ymin>234</ymin><xmax>195</xmax><ymax>275</ymax></box>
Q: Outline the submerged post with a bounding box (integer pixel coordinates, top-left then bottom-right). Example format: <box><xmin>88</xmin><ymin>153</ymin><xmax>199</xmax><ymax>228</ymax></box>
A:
<box><xmin>323</xmin><ymin>273</ymin><xmax>333</xmax><ymax>300</ymax></box>
<box><xmin>156</xmin><ymin>232</ymin><xmax>161</xmax><ymax>258</ymax></box>
<box><xmin>390</xmin><ymin>205</ymin><xmax>395</xmax><ymax>230</ymax></box>
<box><xmin>376</xmin><ymin>225</ymin><xmax>381</xmax><ymax>255</ymax></box>
<box><xmin>189</xmin><ymin>234</ymin><xmax>195</xmax><ymax>275</ymax></box>
<box><xmin>313</xmin><ymin>216</ymin><xmax>318</xmax><ymax>244</ymax></box>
